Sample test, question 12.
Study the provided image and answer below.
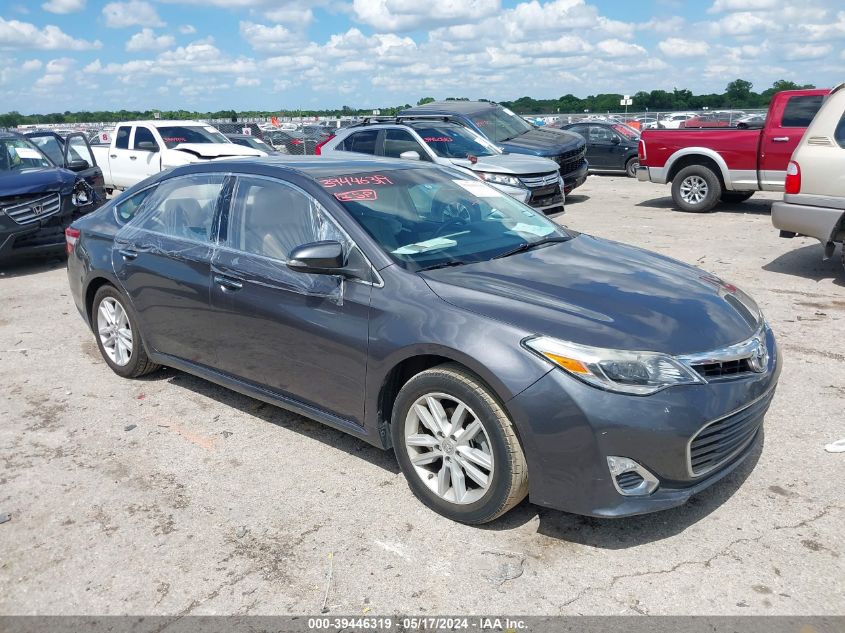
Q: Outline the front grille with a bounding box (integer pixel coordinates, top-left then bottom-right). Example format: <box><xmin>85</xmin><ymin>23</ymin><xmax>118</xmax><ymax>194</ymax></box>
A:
<box><xmin>688</xmin><ymin>391</ymin><xmax>773</xmax><ymax>477</ymax></box>
<box><xmin>519</xmin><ymin>172</ymin><xmax>559</xmax><ymax>189</ymax></box>
<box><xmin>1</xmin><ymin>192</ymin><xmax>61</xmax><ymax>225</ymax></box>
<box><xmin>691</xmin><ymin>358</ymin><xmax>753</xmax><ymax>379</ymax></box>
<box><xmin>554</xmin><ymin>146</ymin><xmax>587</xmax><ymax>174</ymax></box>
<box><xmin>615</xmin><ymin>471</ymin><xmax>645</xmax><ymax>491</ymax></box>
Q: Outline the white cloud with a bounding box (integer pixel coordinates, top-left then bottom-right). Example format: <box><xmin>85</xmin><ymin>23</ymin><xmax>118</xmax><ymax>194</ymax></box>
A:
<box><xmin>126</xmin><ymin>28</ymin><xmax>175</xmax><ymax>51</ymax></box>
<box><xmin>708</xmin><ymin>0</ymin><xmax>778</xmax><ymax>13</ymax></box>
<box><xmin>35</xmin><ymin>72</ymin><xmax>64</xmax><ymax>88</ymax></box>
<box><xmin>235</xmin><ymin>76</ymin><xmax>260</xmax><ymax>87</ymax></box>
<box><xmin>21</xmin><ymin>59</ymin><xmax>43</xmax><ymax>71</ymax></box>
<box><xmin>41</xmin><ymin>0</ymin><xmax>86</xmax><ymax>14</ymax></box>
<box><xmin>780</xmin><ymin>43</ymin><xmax>832</xmax><ymax>61</ymax></box>
<box><xmin>0</xmin><ymin>17</ymin><xmax>101</xmax><ymax>50</ymax></box>
<box><xmin>595</xmin><ymin>39</ymin><xmax>647</xmax><ymax>58</ymax></box>
<box><xmin>179</xmin><ymin>24</ymin><xmax>196</xmax><ymax>35</ymax></box>
<box><xmin>353</xmin><ymin>0</ymin><xmax>500</xmax><ymax>32</ymax></box>
<box><xmin>658</xmin><ymin>37</ymin><xmax>710</xmax><ymax>57</ymax></box>
<box><xmin>45</xmin><ymin>57</ymin><xmax>75</xmax><ymax>73</ymax></box>
<box><xmin>239</xmin><ymin>21</ymin><xmax>301</xmax><ymax>53</ymax></box>
<box><xmin>264</xmin><ymin>6</ymin><xmax>314</xmax><ymax>27</ymax></box>
<box><xmin>102</xmin><ymin>1</ymin><xmax>165</xmax><ymax>28</ymax></box>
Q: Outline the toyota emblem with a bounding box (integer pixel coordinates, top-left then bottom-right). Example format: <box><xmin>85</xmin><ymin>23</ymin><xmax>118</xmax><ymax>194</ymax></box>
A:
<box><xmin>747</xmin><ymin>338</ymin><xmax>768</xmax><ymax>373</ymax></box>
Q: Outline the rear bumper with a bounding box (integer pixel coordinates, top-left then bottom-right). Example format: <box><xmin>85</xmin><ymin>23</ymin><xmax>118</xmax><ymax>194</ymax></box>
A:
<box><xmin>772</xmin><ymin>200</ymin><xmax>844</xmax><ymax>244</ymax></box>
<box><xmin>637</xmin><ymin>165</ymin><xmax>667</xmax><ymax>184</ymax></box>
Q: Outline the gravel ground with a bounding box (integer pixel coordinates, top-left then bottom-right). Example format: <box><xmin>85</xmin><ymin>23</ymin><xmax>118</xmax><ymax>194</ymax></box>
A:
<box><xmin>1</xmin><ymin>174</ymin><xmax>843</xmax><ymax>616</ymax></box>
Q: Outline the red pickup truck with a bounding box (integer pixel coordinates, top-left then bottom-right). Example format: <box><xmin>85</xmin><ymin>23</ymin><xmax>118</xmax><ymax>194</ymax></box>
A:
<box><xmin>637</xmin><ymin>89</ymin><xmax>830</xmax><ymax>212</ymax></box>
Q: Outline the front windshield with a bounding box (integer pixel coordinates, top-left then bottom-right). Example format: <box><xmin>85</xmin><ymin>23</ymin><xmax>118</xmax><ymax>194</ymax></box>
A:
<box><xmin>470</xmin><ymin>106</ymin><xmax>534</xmax><ymax>143</ymax></box>
<box><xmin>612</xmin><ymin>124</ymin><xmax>640</xmax><ymax>140</ymax></box>
<box><xmin>157</xmin><ymin>126</ymin><xmax>229</xmax><ymax>149</ymax></box>
<box><xmin>0</xmin><ymin>138</ymin><xmax>53</xmax><ymax>172</ymax></box>
<box><xmin>318</xmin><ymin>168</ymin><xmax>571</xmax><ymax>272</ymax></box>
<box><xmin>411</xmin><ymin>124</ymin><xmax>498</xmax><ymax>158</ymax></box>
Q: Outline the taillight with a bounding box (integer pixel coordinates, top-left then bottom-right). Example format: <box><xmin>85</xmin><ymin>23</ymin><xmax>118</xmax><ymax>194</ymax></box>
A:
<box><xmin>65</xmin><ymin>226</ymin><xmax>80</xmax><ymax>256</ymax></box>
<box><xmin>784</xmin><ymin>161</ymin><xmax>801</xmax><ymax>194</ymax></box>
<box><xmin>315</xmin><ymin>134</ymin><xmax>335</xmax><ymax>156</ymax></box>
<box><xmin>638</xmin><ymin>139</ymin><xmax>646</xmax><ymax>162</ymax></box>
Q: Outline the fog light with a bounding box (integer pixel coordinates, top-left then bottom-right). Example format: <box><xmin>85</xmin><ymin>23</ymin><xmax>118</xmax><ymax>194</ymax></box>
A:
<box><xmin>607</xmin><ymin>456</ymin><xmax>659</xmax><ymax>497</ymax></box>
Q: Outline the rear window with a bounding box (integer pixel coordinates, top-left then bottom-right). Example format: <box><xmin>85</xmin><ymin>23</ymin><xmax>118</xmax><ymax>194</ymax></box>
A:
<box><xmin>781</xmin><ymin>95</ymin><xmax>824</xmax><ymax>128</ymax></box>
<box><xmin>835</xmin><ymin>111</ymin><xmax>845</xmax><ymax>149</ymax></box>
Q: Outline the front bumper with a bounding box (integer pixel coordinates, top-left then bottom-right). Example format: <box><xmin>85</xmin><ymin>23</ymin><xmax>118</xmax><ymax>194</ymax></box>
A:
<box><xmin>0</xmin><ymin>199</ymin><xmax>73</xmax><ymax>262</ymax></box>
<box><xmin>561</xmin><ymin>159</ymin><xmax>588</xmax><ymax>193</ymax></box>
<box><xmin>506</xmin><ymin>327</ymin><xmax>780</xmax><ymax>517</ymax></box>
<box><xmin>772</xmin><ymin>200</ymin><xmax>844</xmax><ymax>245</ymax></box>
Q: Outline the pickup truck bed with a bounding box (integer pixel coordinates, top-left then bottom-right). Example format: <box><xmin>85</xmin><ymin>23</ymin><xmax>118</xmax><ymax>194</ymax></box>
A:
<box><xmin>637</xmin><ymin>89</ymin><xmax>829</xmax><ymax>212</ymax></box>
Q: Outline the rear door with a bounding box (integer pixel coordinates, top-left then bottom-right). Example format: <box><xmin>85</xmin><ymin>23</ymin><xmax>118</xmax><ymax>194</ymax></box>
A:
<box><xmin>109</xmin><ymin>125</ymin><xmax>137</xmax><ymax>189</ymax></box>
<box><xmin>341</xmin><ymin>130</ymin><xmax>381</xmax><ymax>156</ymax></box>
<box><xmin>113</xmin><ymin>172</ymin><xmax>228</xmax><ymax>365</ymax></box>
<box><xmin>760</xmin><ymin>93</ymin><xmax>826</xmax><ymax>190</ymax></box>
<box><xmin>130</xmin><ymin>125</ymin><xmax>163</xmax><ymax>181</ymax></box>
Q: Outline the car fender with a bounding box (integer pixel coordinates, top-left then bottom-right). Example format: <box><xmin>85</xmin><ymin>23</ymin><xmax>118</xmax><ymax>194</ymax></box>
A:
<box><xmin>664</xmin><ymin>147</ymin><xmax>734</xmax><ymax>189</ymax></box>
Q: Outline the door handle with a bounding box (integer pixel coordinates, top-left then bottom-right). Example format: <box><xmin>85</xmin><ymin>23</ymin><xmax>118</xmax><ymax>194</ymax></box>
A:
<box><xmin>118</xmin><ymin>249</ymin><xmax>138</xmax><ymax>260</ymax></box>
<box><xmin>110</xmin><ymin>154</ymin><xmax>117</xmax><ymax>158</ymax></box>
<box><xmin>214</xmin><ymin>274</ymin><xmax>243</xmax><ymax>291</ymax></box>
<box><xmin>129</xmin><ymin>155</ymin><xmax>137</xmax><ymax>160</ymax></box>
<box><xmin>772</xmin><ymin>136</ymin><xmax>790</xmax><ymax>142</ymax></box>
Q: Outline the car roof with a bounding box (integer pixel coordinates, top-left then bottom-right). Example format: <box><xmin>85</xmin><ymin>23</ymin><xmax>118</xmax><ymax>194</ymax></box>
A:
<box><xmin>403</xmin><ymin>101</ymin><xmax>494</xmax><ymax>115</ymax></box>
<box><xmin>115</xmin><ymin>120</ymin><xmax>214</xmax><ymax>127</ymax></box>
<box><xmin>340</xmin><ymin>120</ymin><xmax>466</xmax><ymax>133</ymax></box>
<box><xmin>182</xmin><ymin>155</ymin><xmax>435</xmax><ymax>179</ymax></box>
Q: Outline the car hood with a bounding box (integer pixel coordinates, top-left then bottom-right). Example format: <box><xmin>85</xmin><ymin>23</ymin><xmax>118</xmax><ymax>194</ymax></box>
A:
<box><xmin>0</xmin><ymin>167</ymin><xmax>77</xmax><ymax>197</ymax></box>
<box><xmin>420</xmin><ymin>235</ymin><xmax>761</xmax><ymax>356</ymax></box>
<box><xmin>499</xmin><ymin>126</ymin><xmax>585</xmax><ymax>156</ymax></box>
<box><xmin>172</xmin><ymin>143</ymin><xmax>264</xmax><ymax>158</ymax></box>
<box><xmin>449</xmin><ymin>153</ymin><xmax>560</xmax><ymax>176</ymax></box>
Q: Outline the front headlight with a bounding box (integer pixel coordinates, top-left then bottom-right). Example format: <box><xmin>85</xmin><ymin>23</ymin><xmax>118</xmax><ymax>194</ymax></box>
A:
<box><xmin>524</xmin><ymin>336</ymin><xmax>703</xmax><ymax>395</ymax></box>
<box><xmin>476</xmin><ymin>172</ymin><xmax>525</xmax><ymax>188</ymax></box>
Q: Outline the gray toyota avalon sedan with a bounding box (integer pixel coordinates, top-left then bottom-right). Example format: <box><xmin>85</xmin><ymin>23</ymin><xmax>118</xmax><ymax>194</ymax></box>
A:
<box><xmin>66</xmin><ymin>157</ymin><xmax>779</xmax><ymax>524</ymax></box>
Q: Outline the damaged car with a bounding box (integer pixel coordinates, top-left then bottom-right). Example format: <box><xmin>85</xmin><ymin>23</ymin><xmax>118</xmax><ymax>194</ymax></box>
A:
<box><xmin>1</xmin><ymin>130</ymin><xmax>105</xmax><ymax>262</ymax></box>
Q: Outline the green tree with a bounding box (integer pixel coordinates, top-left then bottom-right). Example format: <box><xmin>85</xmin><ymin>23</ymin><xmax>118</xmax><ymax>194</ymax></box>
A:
<box><xmin>725</xmin><ymin>79</ymin><xmax>753</xmax><ymax>104</ymax></box>
<box><xmin>416</xmin><ymin>97</ymin><xmax>435</xmax><ymax>105</ymax></box>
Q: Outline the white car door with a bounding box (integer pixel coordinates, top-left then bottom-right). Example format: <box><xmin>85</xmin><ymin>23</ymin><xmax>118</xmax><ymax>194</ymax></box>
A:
<box><xmin>131</xmin><ymin>125</ymin><xmax>162</xmax><ymax>180</ymax></box>
<box><xmin>108</xmin><ymin>125</ymin><xmax>138</xmax><ymax>189</ymax></box>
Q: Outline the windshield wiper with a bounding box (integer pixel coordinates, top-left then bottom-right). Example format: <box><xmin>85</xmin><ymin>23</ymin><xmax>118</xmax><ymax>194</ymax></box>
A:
<box><xmin>417</xmin><ymin>259</ymin><xmax>471</xmax><ymax>272</ymax></box>
<box><xmin>493</xmin><ymin>236</ymin><xmax>570</xmax><ymax>260</ymax></box>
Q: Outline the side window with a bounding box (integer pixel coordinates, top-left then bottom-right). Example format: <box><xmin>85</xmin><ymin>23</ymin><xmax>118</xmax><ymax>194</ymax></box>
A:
<box><xmin>590</xmin><ymin>126</ymin><xmax>612</xmax><ymax>142</ymax></box>
<box><xmin>66</xmin><ymin>136</ymin><xmax>94</xmax><ymax>166</ymax></box>
<box><xmin>29</xmin><ymin>136</ymin><xmax>63</xmax><ymax>164</ymax></box>
<box><xmin>114</xmin><ymin>187</ymin><xmax>156</xmax><ymax>224</ymax></box>
<box><xmin>133</xmin><ymin>127</ymin><xmax>158</xmax><ymax>151</ymax></box>
<box><xmin>344</xmin><ymin>130</ymin><xmax>378</xmax><ymax>155</ymax></box>
<box><xmin>228</xmin><ymin>177</ymin><xmax>343</xmax><ymax>261</ymax></box>
<box><xmin>383</xmin><ymin>129</ymin><xmax>429</xmax><ymax>160</ymax></box>
<box><xmin>115</xmin><ymin>126</ymin><xmax>131</xmax><ymax>150</ymax></box>
<box><xmin>133</xmin><ymin>174</ymin><xmax>225</xmax><ymax>242</ymax></box>
<box><xmin>569</xmin><ymin>125</ymin><xmax>588</xmax><ymax>137</ymax></box>
<box><xmin>834</xmin><ymin>111</ymin><xmax>845</xmax><ymax>149</ymax></box>
<box><xmin>781</xmin><ymin>95</ymin><xmax>824</xmax><ymax>128</ymax></box>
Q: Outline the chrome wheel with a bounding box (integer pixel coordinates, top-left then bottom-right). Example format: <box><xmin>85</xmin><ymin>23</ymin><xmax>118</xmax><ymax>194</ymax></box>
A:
<box><xmin>97</xmin><ymin>297</ymin><xmax>133</xmax><ymax>366</ymax></box>
<box><xmin>404</xmin><ymin>393</ymin><xmax>494</xmax><ymax>505</ymax></box>
<box><xmin>679</xmin><ymin>175</ymin><xmax>708</xmax><ymax>205</ymax></box>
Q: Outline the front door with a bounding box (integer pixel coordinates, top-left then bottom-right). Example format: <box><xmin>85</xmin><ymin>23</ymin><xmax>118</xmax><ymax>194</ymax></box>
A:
<box><xmin>113</xmin><ymin>172</ymin><xmax>227</xmax><ymax>366</ymax></box>
<box><xmin>64</xmin><ymin>133</ymin><xmax>107</xmax><ymax>209</ymax></box>
<box><xmin>760</xmin><ymin>93</ymin><xmax>825</xmax><ymax>190</ymax></box>
<box><xmin>209</xmin><ymin>175</ymin><xmax>372</xmax><ymax>425</ymax></box>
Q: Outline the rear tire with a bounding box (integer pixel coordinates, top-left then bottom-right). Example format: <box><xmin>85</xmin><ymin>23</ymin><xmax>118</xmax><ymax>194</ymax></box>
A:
<box><xmin>92</xmin><ymin>285</ymin><xmax>159</xmax><ymax>379</ymax></box>
<box><xmin>625</xmin><ymin>157</ymin><xmax>639</xmax><ymax>178</ymax></box>
<box><xmin>671</xmin><ymin>165</ymin><xmax>722</xmax><ymax>213</ymax></box>
<box><xmin>391</xmin><ymin>363</ymin><xmax>528</xmax><ymax>524</ymax></box>
<box><xmin>720</xmin><ymin>191</ymin><xmax>754</xmax><ymax>203</ymax></box>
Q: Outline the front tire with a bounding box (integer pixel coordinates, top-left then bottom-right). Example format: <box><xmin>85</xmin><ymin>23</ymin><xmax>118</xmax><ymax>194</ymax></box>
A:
<box><xmin>391</xmin><ymin>363</ymin><xmax>528</xmax><ymax>524</ymax></box>
<box><xmin>671</xmin><ymin>165</ymin><xmax>722</xmax><ymax>212</ymax></box>
<box><xmin>720</xmin><ymin>191</ymin><xmax>754</xmax><ymax>203</ymax></box>
<box><xmin>625</xmin><ymin>157</ymin><xmax>639</xmax><ymax>178</ymax></box>
<box><xmin>92</xmin><ymin>285</ymin><xmax>159</xmax><ymax>378</ymax></box>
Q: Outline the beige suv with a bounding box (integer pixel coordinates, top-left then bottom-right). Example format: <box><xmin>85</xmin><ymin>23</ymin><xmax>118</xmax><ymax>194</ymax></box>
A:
<box><xmin>772</xmin><ymin>82</ymin><xmax>845</xmax><ymax>269</ymax></box>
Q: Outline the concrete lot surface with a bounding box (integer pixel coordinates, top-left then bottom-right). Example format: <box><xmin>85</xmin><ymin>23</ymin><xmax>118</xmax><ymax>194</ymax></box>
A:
<box><xmin>1</xmin><ymin>175</ymin><xmax>843</xmax><ymax>615</ymax></box>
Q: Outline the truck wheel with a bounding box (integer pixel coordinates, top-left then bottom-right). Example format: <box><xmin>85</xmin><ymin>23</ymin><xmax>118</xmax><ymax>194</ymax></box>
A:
<box><xmin>625</xmin><ymin>157</ymin><xmax>639</xmax><ymax>178</ymax></box>
<box><xmin>671</xmin><ymin>165</ymin><xmax>722</xmax><ymax>213</ymax></box>
<box><xmin>720</xmin><ymin>191</ymin><xmax>754</xmax><ymax>203</ymax></box>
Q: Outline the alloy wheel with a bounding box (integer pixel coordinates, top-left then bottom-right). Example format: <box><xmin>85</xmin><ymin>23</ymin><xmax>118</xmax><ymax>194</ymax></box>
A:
<box><xmin>679</xmin><ymin>175</ymin><xmax>708</xmax><ymax>205</ymax></box>
<box><xmin>97</xmin><ymin>297</ymin><xmax>133</xmax><ymax>366</ymax></box>
<box><xmin>404</xmin><ymin>392</ymin><xmax>494</xmax><ymax>505</ymax></box>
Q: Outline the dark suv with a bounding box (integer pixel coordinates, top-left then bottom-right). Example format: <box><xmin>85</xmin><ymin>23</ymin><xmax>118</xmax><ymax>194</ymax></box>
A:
<box><xmin>401</xmin><ymin>101</ymin><xmax>588</xmax><ymax>193</ymax></box>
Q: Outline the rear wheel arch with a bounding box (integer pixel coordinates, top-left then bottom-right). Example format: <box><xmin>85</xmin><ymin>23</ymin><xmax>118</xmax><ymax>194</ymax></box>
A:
<box><xmin>84</xmin><ymin>276</ymin><xmax>114</xmax><ymax>327</ymax></box>
<box><xmin>666</xmin><ymin>153</ymin><xmax>727</xmax><ymax>191</ymax></box>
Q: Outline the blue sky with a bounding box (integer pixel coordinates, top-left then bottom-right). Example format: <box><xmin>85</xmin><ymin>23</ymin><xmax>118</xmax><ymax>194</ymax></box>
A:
<box><xmin>1</xmin><ymin>0</ymin><xmax>843</xmax><ymax>114</ymax></box>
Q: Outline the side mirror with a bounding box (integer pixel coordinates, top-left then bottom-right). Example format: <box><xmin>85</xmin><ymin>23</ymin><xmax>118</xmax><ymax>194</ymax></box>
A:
<box><xmin>67</xmin><ymin>159</ymin><xmax>89</xmax><ymax>172</ymax></box>
<box><xmin>399</xmin><ymin>150</ymin><xmax>420</xmax><ymax>161</ymax></box>
<box><xmin>287</xmin><ymin>241</ymin><xmax>346</xmax><ymax>275</ymax></box>
<box><xmin>136</xmin><ymin>141</ymin><xmax>159</xmax><ymax>152</ymax></box>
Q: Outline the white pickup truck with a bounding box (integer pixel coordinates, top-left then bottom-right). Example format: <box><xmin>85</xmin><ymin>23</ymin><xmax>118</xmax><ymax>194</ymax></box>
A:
<box><xmin>90</xmin><ymin>120</ymin><xmax>265</xmax><ymax>192</ymax></box>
